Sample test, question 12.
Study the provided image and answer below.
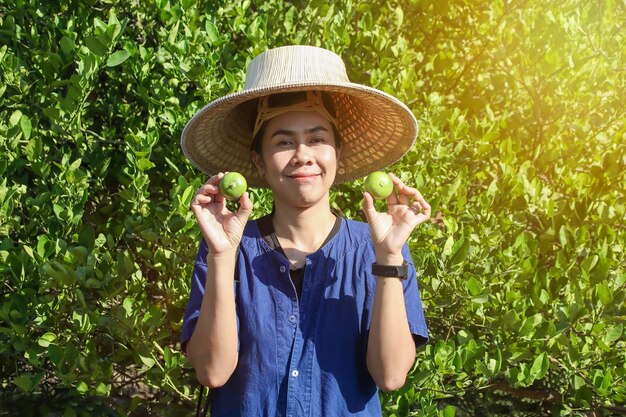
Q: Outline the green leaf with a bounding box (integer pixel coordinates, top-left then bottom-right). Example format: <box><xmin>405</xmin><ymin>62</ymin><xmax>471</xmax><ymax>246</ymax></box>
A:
<box><xmin>95</xmin><ymin>382</ymin><xmax>109</xmax><ymax>396</ymax></box>
<box><xmin>53</xmin><ymin>204</ymin><xmax>65</xmax><ymax>219</ymax></box>
<box><xmin>181</xmin><ymin>0</ymin><xmax>197</xmax><ymax>8</ymax></box>
<box><xmin>14</xmin><ymin>374</ymin><xmax>33</xmax><ymax>393</ymax></box>
<box><xmin>60</xmin><ymin>36</ymin><xmax>74</xmax><ymax>55</ymax></box>
<box><xmin>78</xmin><ymin>224</ymin><xmax>95</xmax><ymax>250</ymax></box>
<box><xmin>394</xmin><ymin>6</ymin><xmax>404</xmax><ymax>29</ymax></box>
<box><xmin>168</xmin><ymin>21</ymin><xmax>179</xmax><ymax>44</ymax></box>
<box><xmin>123</xmin><ymin>297</ymin><xmax>133</xmax><ymax>316</ymax></box>
<box><xmin>596</xmin><ymin>281</ymin><xmax>613</xmax><ymax>305</ymax></box>
<box><xmin>284</xmin><ymin>7</ymin><xmax>297</xmax><ymax>32</ymax></box>
<box><xmin>136</xmin><ymin>158</ymin><xmax>155</xmax><ymax>170</ymax></box>
<box><xmin>41</xmin><ymin>260</ymin><xmax>75</xmax><ymax>286</ymax></box>
<box><xmin>23</xmin><ymin>245</ymin><xmax>35</xmax><ymax>259</ymax></box>
<box><xmin>604</xmin><ymin>324</ymin><xmax>623</xmax><ymax>344</ymax></box>
<box><xmin>24</xmin><ymin>136</ymin><xmax>42</xmax><ymax>161</ymax></box>
<box><xmin>181</xmin><ymin>185</ymin><xmax>195</xmax><ymax>208</ymax></box>
<box><xmin>205</xmin><ymin>21</ymin><xmax>220</xmax><ymax>44</ymax></box>
<box><xmin>444</xmin><ymin>175</ymin><xmax>462</xmax><ymax>205</ymax></box>
<box><xmin>581</xmin><ymin>254</ymin><xmax>598</xmax><ymax>274</ymax></box>
<box><xmin>139</xmin><ymin>353</ymin><xmax>156</xmax><ymax>368</ymax></box>
<box><xmin>519</xmin><ymin>314</ymin><xmax>543</xmax><ymax>338</ymax></box>
<box><xmin>465</xmin><ymin>276</ymin><xmax>482</xmax><ymax>296</ymax></box>
<box><xmin>530</xmin><ymin>352</ymin><xmax>549</xmax><ymax>380</ymax></box>
<box><xmin>9</xmin><ymin>110</ymin><xmax>22</xmax><ymax>127</ymax></box>
<box><xmin>397</xmin><ymin>396</ymin><xmax>409</xmax><ymax>415</ymax></box>
<box><xmin>449</xmin><ymin>238</ymin><xmax>470</xmax><ymax>265</ymax></box>
<box><xmin>117</xmin><ymin>253</ymin><xmax>134</xmax><ymax>278</ymax></box>
<box><xmin>63</xmin><ymin>406</ymin><xmax>77</xmax><ymax>417</ymax></box>
<box><xmin>106</xmin><ymin>50</ymin><xmax>130</xmax><ymax>67</ymax></box>
<box><xmin>590</xmin><ymin>257</ymin><xmax>610</xmax><ymax>284</ymax></box>
<box><xmin>38</xmin><ymin>332</ymin><xmax>57</xmax><ymax>347</ymax></box>
<box><xmin>69</xmin><ymin>158</ymin><xmax>82</xmax><ymax>172</ymax></box>
<box><xmin>93</xmin><ymin>17</ymin><xmax>108</xmax><ymax>35</ymax></box>
<box><xmin>48</xmin><ymin>344</ymin><xmax>63</xmax><ymax>366</ymax></box>
<box><xmin>442</xmin><ymin>235</ymin><xmax>454</xmax><ymax>257</ymax></box>
<box><xmin>85</xmin><ymin>36</ymin><xmax>107</xmax><ymax>56</ymax></box>
<box><xmin>168</xmin><ymin>215</ymin><xmax>187</xmax><ymax>233</ymax></box>
<box><xmin>442</xmin><ymin>405</ymin><xmax>456</xmax><ymax>417</ymax></box>
<box><xmin>76</xmin><ymin>381</ymin><xmax>88</xmax><ymax>394</ymax></box>
<box><xmin>20</xmin><ymin>115</ymin><xmax>32</xmax><ymax>140</ymax></box>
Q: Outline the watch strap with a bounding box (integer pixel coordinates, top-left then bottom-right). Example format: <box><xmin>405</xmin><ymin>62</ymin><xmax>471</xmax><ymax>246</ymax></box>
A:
<box><xmin>372</xmin><ymin>261</ymin><xmax>408</xmax><ymax>279</ymax></box>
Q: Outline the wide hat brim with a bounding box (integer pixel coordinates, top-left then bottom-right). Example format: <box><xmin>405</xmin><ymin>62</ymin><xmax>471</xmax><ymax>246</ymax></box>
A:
<box><xmin>181</xmin><ymin>52</ymin><xmax>418</xmax><ymax>188</ymax></box>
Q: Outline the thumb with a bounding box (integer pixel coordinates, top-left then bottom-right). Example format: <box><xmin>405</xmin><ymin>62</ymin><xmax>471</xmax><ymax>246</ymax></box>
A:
<box><xmin>235</xmin><ymin>191</ymin><xmax>253</xmax><ymax>223</ymax></box>
<box><xmin>361</xmin><ymin>192</ymin><xmax>378</xmax><ymax>223</ymax></box>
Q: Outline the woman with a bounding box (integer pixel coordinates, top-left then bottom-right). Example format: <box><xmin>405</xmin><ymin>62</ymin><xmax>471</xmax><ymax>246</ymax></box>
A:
<box><xmin>180</xmin><ymin>45</ymin><xmax>430</xmax><ymax>416</ymax></box>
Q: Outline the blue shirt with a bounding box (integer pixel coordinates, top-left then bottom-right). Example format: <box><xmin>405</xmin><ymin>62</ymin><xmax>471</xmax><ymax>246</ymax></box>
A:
<box><xmin>181</xmin><ymin>218</ymin><xmax>428</xmax><ymax>417</ymax></box>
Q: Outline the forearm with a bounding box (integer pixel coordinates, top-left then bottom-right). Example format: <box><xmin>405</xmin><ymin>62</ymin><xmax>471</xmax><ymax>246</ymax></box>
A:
<box><xmin>366</xmin><ymin>253</ymin><xmax>416</xmax><ymax>392</ymax></box>
<box><xmin>187</xmin><ymin>251</ymin><xmax>239</xmax><ymax>388</ymax></box>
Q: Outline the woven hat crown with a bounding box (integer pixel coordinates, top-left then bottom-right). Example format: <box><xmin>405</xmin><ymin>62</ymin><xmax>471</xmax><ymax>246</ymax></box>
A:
<box><xmin>243</xmin><ymin>46</ymin><xmax>350</xmax><ymax>89</ymax></box>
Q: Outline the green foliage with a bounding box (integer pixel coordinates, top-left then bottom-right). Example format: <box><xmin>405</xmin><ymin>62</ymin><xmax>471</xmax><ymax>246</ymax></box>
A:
<box><xmin>0</xmin><ymin>0</ymin><xmax>624</xmax><ymax>416</ymax></box>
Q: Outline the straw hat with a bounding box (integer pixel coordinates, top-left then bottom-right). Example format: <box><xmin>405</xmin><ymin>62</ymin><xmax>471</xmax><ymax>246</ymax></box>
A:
<box><xmin>180</xmin><ymin>45</ymin><xmax>418</xmax><ymax>188</ymax></box>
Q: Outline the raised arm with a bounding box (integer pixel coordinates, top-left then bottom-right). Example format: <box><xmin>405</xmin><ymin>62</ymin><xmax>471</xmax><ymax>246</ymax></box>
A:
<box><xmin>362</xmin><ymin>173</ymin><xmax>431</xmax><ymax>392</ymax></box>
<box><xmin>186</xmin><ymin>173</ymin><xmax>252</xmax><ymax>388</ymax></box>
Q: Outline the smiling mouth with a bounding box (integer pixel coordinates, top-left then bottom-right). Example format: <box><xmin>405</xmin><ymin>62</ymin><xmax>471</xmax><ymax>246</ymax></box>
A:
<box><xmin>288</xmin><ymin>173</ymin><xmax>320</xmax><ymax>181</ymax></box>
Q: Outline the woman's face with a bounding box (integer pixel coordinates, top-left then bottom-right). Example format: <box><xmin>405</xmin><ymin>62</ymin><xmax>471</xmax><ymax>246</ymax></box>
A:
<box><xmin>252</xmin><ymin>110</ymin><xmax>340</xmax><ymax>209</ymax></box>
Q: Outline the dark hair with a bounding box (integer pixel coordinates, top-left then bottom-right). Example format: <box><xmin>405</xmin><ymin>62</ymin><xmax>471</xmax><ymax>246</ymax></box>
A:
<box><xmin>250</xmin><ymin>91</ymin><xmax>342</xmax><ymax>154</ymax></box>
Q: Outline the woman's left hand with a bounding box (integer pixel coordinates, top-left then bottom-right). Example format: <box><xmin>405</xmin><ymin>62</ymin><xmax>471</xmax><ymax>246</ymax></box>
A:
<box><xmin>362</xmin><ymin>173</ymin><xmax>431</xmax><ymax>258</ymax></box>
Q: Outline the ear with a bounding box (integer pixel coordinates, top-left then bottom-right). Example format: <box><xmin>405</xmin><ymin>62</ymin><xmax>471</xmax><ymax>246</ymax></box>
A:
<box><xmin>335</xmin><ymin>144</ymin><xmax>342</xmax><ymax>163</ymax></box>
<box><xmin>251</xmin><ymin>151</ymin><xmax>265</xmax><ymax>175</ymax></box>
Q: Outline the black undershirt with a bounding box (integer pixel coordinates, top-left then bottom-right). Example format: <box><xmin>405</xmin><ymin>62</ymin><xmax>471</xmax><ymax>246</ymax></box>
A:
<box><xmin>257</xmin><ymin>214</ymin><xmax>342</xmax><ymax>301</ymax></box>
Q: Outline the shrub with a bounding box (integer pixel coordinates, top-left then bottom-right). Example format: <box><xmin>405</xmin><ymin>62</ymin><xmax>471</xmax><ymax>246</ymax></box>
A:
<box><xmin>0</xmin><ymin>0</ymin><xmax>623</xmax><ymax>416</ymax></box>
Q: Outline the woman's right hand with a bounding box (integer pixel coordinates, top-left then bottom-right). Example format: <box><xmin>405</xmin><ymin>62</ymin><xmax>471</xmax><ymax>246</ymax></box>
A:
<box><xmin>189</xmin><ymin>173</ymin><xmax>253</xmax><ymax>255</ymax></box>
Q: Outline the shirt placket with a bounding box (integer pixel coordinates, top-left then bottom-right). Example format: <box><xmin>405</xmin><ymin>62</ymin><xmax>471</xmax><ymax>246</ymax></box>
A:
<box><xmin>285</xmin><ymin>258</ymin><xmax>313</xmax><ymax>417</ymax></box>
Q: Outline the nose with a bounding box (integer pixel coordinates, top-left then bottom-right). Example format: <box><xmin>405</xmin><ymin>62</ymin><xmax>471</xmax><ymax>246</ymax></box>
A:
<box><xmin>291</xmin><ymin>143</ymin><xmax>313</xmax><ymax>166</ymax></box>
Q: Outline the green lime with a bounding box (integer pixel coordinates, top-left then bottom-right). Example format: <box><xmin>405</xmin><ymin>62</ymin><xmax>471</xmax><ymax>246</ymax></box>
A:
<box><xmin>219</xmin><ymin>172</ymin><xmax>247</xmax><ymax>200</ymax></box>
<box><xmin>364</xmin><ymin>171</ymin><xmax>393</xmax><ymax>200</ymax></box>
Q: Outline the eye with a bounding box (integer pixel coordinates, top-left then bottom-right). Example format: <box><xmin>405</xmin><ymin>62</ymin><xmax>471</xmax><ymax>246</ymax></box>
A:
<box><xmin>311</xmin><ymin>137</ymin><xmax>327</xmax><ymax>144</ymax></box>
<box><xmin>276</xmin><ymin>138</ymin><xmax>293</xmax><ymax>147</ymax></box>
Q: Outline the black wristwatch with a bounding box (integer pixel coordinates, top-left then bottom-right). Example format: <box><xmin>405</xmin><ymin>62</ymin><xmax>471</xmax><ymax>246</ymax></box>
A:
<box><xmin>372</xmin><ymin>261</ymin><xmax>408</xmax><ymax>279</ymax></box>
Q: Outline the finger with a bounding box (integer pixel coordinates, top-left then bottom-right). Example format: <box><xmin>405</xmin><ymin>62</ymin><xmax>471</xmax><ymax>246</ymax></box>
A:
<box><xmin>410</xmin><ymin>198</ymin><xmax>431</xmax><ymax>222</ymax></box>
<box><xmin>398</xmin><ymin>189</ymin><xmax>412</xmax><ymax>206</ymax></box>
<box><xmin>199</xmin><ymin>183</ymin><xmax>220</xmax><ymax>195</ymax></box>
<box><xmin>209</xmin><ymin>172</ymin><xmax>225</xmax><ymax>184</ymax></box>
<box><xmin>419</xmin><ymin>199</ymin><xmax>432</xmax><ymax>219</ymax></box>
<box><xmin>361</xmin><ymin>192</ymin><xmax>379</xmax><ymax>222</ymax></box>
<box><xmin>388</xmin><ymin>173</ymin><xmax>415</xmax><ymax>205</ymax></box>
<box><xmin>213</xmin><ymin>191</ymin><xmax>225</xmax><ymax>205</ymax></box>
<box><xmin>386</xmin><ymin>190</ymin><xmax>399</xmax><ymax>206</ymax></box>
<box><xmin>235</xmin><ymin>192</ymin><xmax>254</xmax><ymax>222</ymax></box>
<box><xmin>192</xmin><ymin>194</ymin><xmax>214</xmax><ymax>206</ymax></box>
<box><xmin>196</xmin><ymin>175</ymin><xmax>223</xmax><ymax>197</ymax></box>
<box><xmin>397</xmin><ymin>184</ymin><xmax>418</xmax><ymax>206</ymax></box>
<box><xmin>388</xmin><ymin>172</ymin><xmax>405</xmax><ymax>189</ymax></box>
<box><xmin>413</xmin><ymin>189</ymin><xmax>429</xmax><ymax>207</ymax></box>
<box><xmin>389</xmin><ymin>173</ymin><xmax>419</xmax><ymax>196</ymax></box>
<box><xmin>413</xmin><ymin>187</ymin><xmax>426</xmax><ymax>202</ymax></box>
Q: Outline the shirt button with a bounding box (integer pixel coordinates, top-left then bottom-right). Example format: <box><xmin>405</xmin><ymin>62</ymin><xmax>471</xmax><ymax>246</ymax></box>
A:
<box><xmin>289</xmin><ymin>314</ymin><xmax>297</xmax><ymax>323</ymax></box>
<box><xmin>291</xmin><ymin>369</ymin><xmax>299</xmax><ymax>377</ymax></box>
<box><xmin>280</xmin><ymin>266</ymin><xmax>286</xmax><ymax>273</ymax></box>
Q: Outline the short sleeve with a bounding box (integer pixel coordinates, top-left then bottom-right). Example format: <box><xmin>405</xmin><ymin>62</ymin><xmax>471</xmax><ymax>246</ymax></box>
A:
<box><xmin>180</xmin><ymin>238</ymin><xmax>210</xmax><ymax>353</ymax></box>
<box><xmin>180</xmin><ymin>238</ymin><xmax>239</xmax><ymax>353</ymax></box>
<box><xmin>401</xmin><ymin>243</ymin><xmax>429</xmax><ymax>348</ymax></box>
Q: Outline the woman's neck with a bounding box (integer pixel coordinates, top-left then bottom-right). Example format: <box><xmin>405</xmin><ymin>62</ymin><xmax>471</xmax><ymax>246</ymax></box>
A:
<box><xmin>271</xmin><ymin>201</ymin><xmax>336</xmax><ymax>255</ymax></box>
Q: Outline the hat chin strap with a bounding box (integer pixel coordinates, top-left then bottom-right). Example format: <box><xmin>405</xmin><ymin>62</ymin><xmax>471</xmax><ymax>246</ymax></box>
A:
<box><xmin>252</xmin><ymin>91</ymin><xmax>338</xmax><ymax>139</ymax></box>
